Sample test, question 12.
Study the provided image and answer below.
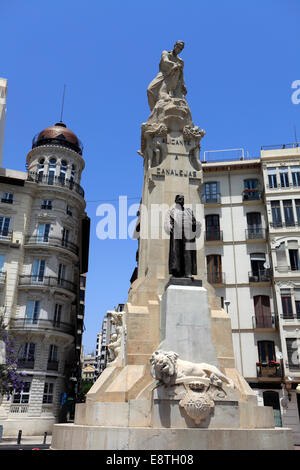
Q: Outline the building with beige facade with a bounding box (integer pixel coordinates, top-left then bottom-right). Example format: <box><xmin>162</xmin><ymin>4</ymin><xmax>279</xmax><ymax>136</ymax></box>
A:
<box><xmin>0</xmin><ymin>121</ymin><xmax>90</xmax><ymax>435</ymax></box>
<box><xmin>201</xmin><ymin>144</ymin><xmax>300</xmax><ymax>443</ymax></box>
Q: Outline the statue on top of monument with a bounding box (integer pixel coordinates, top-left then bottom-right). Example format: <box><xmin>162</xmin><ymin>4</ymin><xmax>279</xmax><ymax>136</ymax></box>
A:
<box><xmin>164</xmin><ymin>195</ymin><xmax>201</xmax><ymax>278</ymax></box>
<box><xmin>147</xmin><ymin>40</ymin><xmax>187</xmax><ymax>112</ymax></box>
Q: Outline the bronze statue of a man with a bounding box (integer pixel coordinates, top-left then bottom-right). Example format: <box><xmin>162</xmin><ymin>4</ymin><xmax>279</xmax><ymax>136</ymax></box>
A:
<box><xmin>147</xmin><ymin>40</ymin><xmax>187</xmax><ymax>112</ymax></box>
<box><xmin>164</xmin><ymin>195</ymin><xmax>200</xmax><ymax>278</ymax></box>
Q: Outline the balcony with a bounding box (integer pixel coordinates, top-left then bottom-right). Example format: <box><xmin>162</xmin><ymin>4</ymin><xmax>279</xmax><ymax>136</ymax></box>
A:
<box><xmin>245</xmin><ymin>228</ymin><xmax>267</xmax><ymax>241</ymax></box>
<box><xmin>201</xmin><ymin>193</ymin><xmax>221</xmax><ymax>205</ymax></box>
<box><xmin>269</xmin><ymin>221</ymin><xmax>300</xmax><ymax>230</ymax></box>
<box><xmin>10</xmin><ymin>318</ymin><xmax>74</xmax><ymax>335</ymax></box>
<box><xmin>256</xmin><ymin>361</ymin><xmax>282</xmax><ymax>378</ymax></box>
<box><xmin>27</xmin><ymin>172</ymin><xmax>84</xmax><ymax>198</ymax></box>
<box><xmin>252</xmin><ymin>313</ymin><xmax>278</xmax><ymax>329</ymax></box>
<box><xmin>280</xmin><ymin>313</ymin><xmax>300</xmax><ymax>322</ymax></box>
<box><xmin>0</xmin><ymin>230</ymin><xmax>13</xmax><ymax>242</ymax></box>
<box><xmin>24</xmin><ymin>235</ymin><xmax>79</xmax><ymax>256</ymax></box>
<box><xmin>17</xmin><ymin>358</ymin><xmax>35</xmax><ymax>369</ymax></box>
<box><xmin>47</xmin><ymin>360</ymin><xmax>59</xmax><ymax>371</ymax></box>
<box><xmin>204</xmin><ymin>230</ymin><xmax>223</xmax><ymax>242</ymax></box>
<box><xmin>242</xmin><ymin>189</ymin><xmax>263</xmax><ymax>202</ymax></box>
<box><xmin>19</xmin><ymin>275</ymin><xmax>77</xmax><ymax>294</ymax></box>
<box><xmin>207</xmin><ymin>272</ymin><xmax>225</xmax><ymax>285</ymax></box>
<box><xmin>248</xmin><ymin>269</ymin><xmax>271</xmax><ymax>283</ymax></box>
<box><xmin>0</xmin><ymin>271</ymin><xmax>6</xmax><ymax>285</ymax></box>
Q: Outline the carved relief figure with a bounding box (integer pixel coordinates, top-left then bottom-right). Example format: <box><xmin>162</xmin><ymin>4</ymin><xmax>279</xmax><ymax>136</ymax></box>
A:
<box><xmin>107</xmin><ymin>312</ymin><xmax>123</xmax><ymax>365</ymax></box>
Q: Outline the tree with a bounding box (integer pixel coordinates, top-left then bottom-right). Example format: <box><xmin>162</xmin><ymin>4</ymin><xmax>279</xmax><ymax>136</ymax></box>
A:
<box><xmin>0</xmin><ymin>316</ymin><xmax>26</xmax><ymax>398</ymax></box>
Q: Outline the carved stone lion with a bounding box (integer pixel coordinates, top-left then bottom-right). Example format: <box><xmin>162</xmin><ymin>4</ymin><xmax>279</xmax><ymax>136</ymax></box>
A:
<box><xmin>150</xmin><ymin>350</ymin><xmax>234</xmax><ymax>389</ymax></box>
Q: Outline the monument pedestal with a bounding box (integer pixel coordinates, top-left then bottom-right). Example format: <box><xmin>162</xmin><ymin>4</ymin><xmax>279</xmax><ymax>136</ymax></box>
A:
<box><xmin>51</xmin><ymin>284</ymin><xmax>293</xmax><ymax>450</ymax></box>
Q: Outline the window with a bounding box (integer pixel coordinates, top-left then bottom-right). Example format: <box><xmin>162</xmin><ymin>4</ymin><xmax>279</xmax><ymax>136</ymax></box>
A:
<box><xmin>53</xmin><ymin>304</ymin><xmax>62</xmax><ymax>327</ymax></box>
<box><xmin>37</xmin><ymin>223</ymin><xmax>50</xmax><ymax>242</ymax></box>
<box><xmin>62</xmin><ymin>228</ymin><xmax>69</xmax><ymax>247</ymax></box>
<box><xmin>257</xmin><ymin>340</ymin><xmax>275</xmax><ymax>363</ymax></box>
<box><xmin>271</xmin><ymin>201</ymin><xmax>282</xmax><ymax>227</ymax></box>
<box><xmin>243</xmin><ymin>179</ymin><xmax>260</xmax><ymax>200</ymax></box>
<box><xmin>41</xmin><ymin>200</ymin><xmax>52</xmax><ymax>210</ymax></box>
<box><xmin>48</xmin><ymin>158</ymin><xmax>56</xmax><ymax>184</ymax></box>
<box><xmin>295</xmin><ymin>200</ymin><xmax>300</xmax><ymax>224</ymax></box>
<box><xmin>283</xmin><ymin>200</ymin><xmax>294</xmax><ymax>226</ymax></box>
<box><xmin>250</xmin><ymin>253</ymin><xmax>267</xmax><ymax>280</ymax></box>
<box><xmin>205</xmin><ymin>215</ymin><xmax>220</xmax><ymax>241</ymax></box>
<box><xmin>70</xmin><ymin>165</ymin><xmax>76</xmax><ymax>182</ymax></box>
<box><xmin>25</xmin><ymin>300</ymin><xmax>40</xmax><ymax>324</ymax></box>
<box><xmin>247</xmin><ymin>212</ymin><xmax>262</xmax><ymax>238</ymax></box>
<box><xmin>48</xmin><ymin>344</ymin><xmax>58</xmax><ymax>361</ymax></box>
<box><xmin>295</xmin><ymin>289</ymin><xmax>300</xmax><ymax>319</ymax></box>
<box><xmin>43</xmin><ymin>382</ymin><xmax>54</xmax><ymax>404</ymax></box>
<box><xmin>32</xmin><ymin>259</ymin><xmax>45</xmax><ymax>282</ymax></box>
<box><xmin>288</xmin><ymin>244</ymin><xmax>300</xmax><ymax>271</ymax></box>
<box><xmin>58</xmin><ymin>263</ymin><xmax>66</xmax><ymax>283</ymax></box>
<box><xmin>37</xmin><ymin>159</ymin><xmax>45</xmax><ymax>181</ymax></box>
<box><xmin>206</xmin><ymin>254</ymin><xmax>222</xmax><ymax>283</ymax></box>
<box><xmin>59</xmin><ymin>160</ymin><xmax>67</xmax><ymax>183</ymax></box>
<box><xmin>1</xmin><ymin>192</ymin><xmax>13</xmax><ymax>204</ymax></box>
<box><xmin>0</xmin><ymin>216</ymin><xmax>11</xmax><ymax>237</ymax></box>
<box><xmin>0</xmin><ymin>254</ymin><xmax>5</xmax><ymax>273</ymax></box>
<box><xmin>254</xmin><ymin>295</ymin><xmax>272</xmax><ymax>328</ymax></box>
<box><xmin>279</xmin><ymin>167</ymin><xmax>289</xmax><ymax>187</ymax></box>
<box><xmin>203</xmin><ymin>182</ymin><xmax>220</xmax><ymax>204</ymax></box>
<box><xmin>286</xmin><ymin>338</ymin><xmax>300</xmax><ymax>369</ymax></box>
<box><xmin>291</xmin><ymin>166</ymin><xmax>300</xmax><ymax>187</ymax></box>
<box><xmin>281</xmin><ymin>289</ymin><xmax>293</xmax><ymax>318</ymax></box>
<box><xmin>267</xmin><ymin>168</ymin><xmax>277</xmax><ymax>188</ymax></box>
<box><xmin>66</xmin><ymin>205</ymin><xmax>73</xmax><ymax>216</ymax></box>
<box><xmin>12</xmin><ymin>381</ymin><xmax>31</xmax><ymax>404</ymax></box>
<box><xmin>19</xmin><ymin>343</ymin><xmax>35</xmax><ymax>366</ymax></box>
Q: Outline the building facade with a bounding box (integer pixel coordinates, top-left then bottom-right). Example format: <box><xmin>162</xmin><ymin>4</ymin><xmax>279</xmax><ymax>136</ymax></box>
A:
<box><xmin>0</xmin><ymin>121</ymin><xmax>90</xmax><ymax>435</ymax></box>
<box><xmin>202</xmin><ymin>144</ymin><xmax>300</xmax><ymax>443</ymax></box>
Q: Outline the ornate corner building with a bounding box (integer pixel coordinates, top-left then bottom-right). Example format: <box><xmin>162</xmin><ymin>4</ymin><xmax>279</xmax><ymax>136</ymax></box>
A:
<box><xmin>0</xmin><ymin>120</ymin><xmax>90</xmax><ymax>435</ymax></box>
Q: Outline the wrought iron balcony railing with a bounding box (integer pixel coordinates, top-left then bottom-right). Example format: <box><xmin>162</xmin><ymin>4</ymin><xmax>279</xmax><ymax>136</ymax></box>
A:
<box><xmin>248</xmin><ymin>269</ymin><xmax>271</xmax><ymax>283</ymax></box>
<box><xmin>19</xmin><ymin>275</ymin><xmax>77</xmax><ymax>293</ymax></box>
<box><xmin>242</xmin><ymin>189</ymin><xmax>263</xmax><ymax>201</ymax></box>
<box><xmin>270</xmin><ymin>221</ymin><xmax>300</xmax><ymax>229</ymax></box>
<box><xmin>47</xmin><ymin>360</ymin><xmax>59</xmax><ymax>371</ymax></box>
<box><xmin>252</xmin><ymin>313</ymin><xmax>278</xmax><ymax>329</ymax></box>
<box><xmin>204</xmin><ymin>230</ymin><xmax>223</xmax><ymax>242</ymax></box>
<box><xmin>207</xmin><ymin>271</ymin><xmax>225</xmax><ymax>284</ymax></box>
<box><xmin>27</xmin><ymin>172</ymin><xmax>84</xmax><ymax>198</ymax></box>
<box><xmin>24</xmin><ymin>235</ymin><xmax>79</xmax><ymax>255</ymax></box>
<box><xmin>256</xmin><ymin>362</ymin><xmax>282</xmax><ymax>378</ymax></box>
<box><xmin>201</xmin><ymin>193</ymin><xmax>221</xmax><ymax>204</ymax></box>
<box><xmin>0</xmin><ymin>230</ymin><xmax>13</xmax><ymax>241</ymax></box>
<box><xmin>17</xmin><ymin>358</ymin><xmax>35</xmax><ymax>369</ymax></box>
<box><xmin>245</xmin><ymin>228</ymin><xmax>267</xmax><ymax>240</ymax></box>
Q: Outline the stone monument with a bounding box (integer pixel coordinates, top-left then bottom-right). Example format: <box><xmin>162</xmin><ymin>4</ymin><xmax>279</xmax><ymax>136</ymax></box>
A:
<box><xmin>51</xmin><ymin>42</ymin><xmax>293</xmax><ymax>450</ymax></box>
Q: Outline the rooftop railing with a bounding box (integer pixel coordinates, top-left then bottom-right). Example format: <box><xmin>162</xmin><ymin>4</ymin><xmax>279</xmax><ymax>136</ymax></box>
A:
<box><xmin>261</xmin><ymin>143</ymin><xmax>300</xmax><ymax>150</ymax></box>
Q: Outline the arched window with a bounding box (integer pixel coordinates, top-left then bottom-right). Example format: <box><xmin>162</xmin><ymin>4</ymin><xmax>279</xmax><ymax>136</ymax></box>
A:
<box><xmin>37</xmin><ymin>159</ymin><xmax>45</xmax><ymax>181</ymax></box>
<box><xmin>70</xmin><ymin>164</ymin><xmax>76</xmax><ymax>182</ymax></box>
<box><xmin>48</xmin><ymin>158</ymin><xmax>56</xmax><ymax>184</ymax></box>
<box><xmin>59</xmin><ymin>160</ymin><xmax>67</xmax><ymax>183</ymax></box>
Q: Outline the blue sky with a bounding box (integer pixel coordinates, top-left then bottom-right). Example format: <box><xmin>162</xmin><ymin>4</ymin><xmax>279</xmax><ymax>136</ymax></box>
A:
<box><xmin>1</xmin><ymin>0</ymin><xmax>300</xmax><ymax>353</ymax></box>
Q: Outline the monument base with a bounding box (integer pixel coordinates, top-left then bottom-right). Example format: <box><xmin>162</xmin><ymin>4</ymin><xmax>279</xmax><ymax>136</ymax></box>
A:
<box><xmin>51</xmin><ymin>424</ymin><xmax>293</xmax><ymax>450</ymax></box>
